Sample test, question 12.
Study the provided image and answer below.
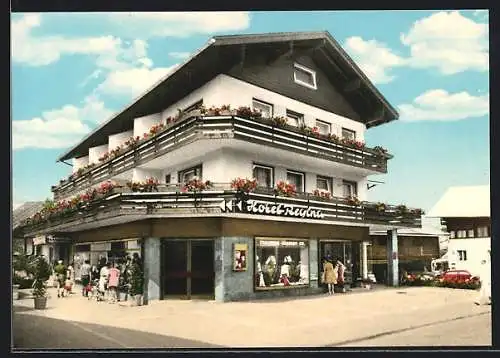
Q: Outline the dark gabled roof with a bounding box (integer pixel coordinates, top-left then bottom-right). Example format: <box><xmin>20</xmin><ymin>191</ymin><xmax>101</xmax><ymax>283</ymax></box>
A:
<box><xmin>58</xmin><ymin>31</ymin><xmax>399</xmax><ymax>162</ymax></box>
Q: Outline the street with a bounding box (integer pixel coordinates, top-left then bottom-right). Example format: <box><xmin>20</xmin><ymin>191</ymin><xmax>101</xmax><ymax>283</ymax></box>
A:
<box><xmin>12</xmin><ymin>286</ymin><xmax>492</xmax><ymax>349</ymax></box>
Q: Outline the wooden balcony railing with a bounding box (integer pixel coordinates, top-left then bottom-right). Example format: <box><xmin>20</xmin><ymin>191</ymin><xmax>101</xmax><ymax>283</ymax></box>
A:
<box><xmin>22</xmin><ymin>184</ymin><xmax>422</xmax><ymax>235</ymax></box>
<box><xmin>52</xmin><ymin>115</ymin><xmax>391</xmax><ymax>200</ymax></box>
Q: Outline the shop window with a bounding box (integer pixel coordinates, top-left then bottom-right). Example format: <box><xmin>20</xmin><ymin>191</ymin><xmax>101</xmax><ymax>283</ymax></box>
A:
<box><xmin>286</xmin><ymin>170</ymin><xmax>305</xmax><ymax>193</ymax></box>
<box><xmin>255</xmin><ymin>238</ymin><xmax>309</xmax><ymax>290</ymax></box>
<box><xmin>286</xmin><ymin>109</ymin><xmax>305</xmax><ymax>128</ymax></box>
<box><xmin>457</xmin><ymin>250</ymin><xmax>467</xmax><ymax>261</ymax></box>
<box><xmin>252</xmin><ymin>98</ymin><xmax>273</xmax><ymax>118</ymax></box>
<box><xmin>178</xmin><ymin>165</ymin><xmax>202</xmax><ymax>184</ymax></box>
<box><xmin>316</xmin><ymin>175</ymin><xmax>332</xmax><ymax>194</ymax></box>
<box><xmin>342</xmin><ymin>128</ymin><xmax>356</xmax><ymax>140</ymax></box>
<box><xmin>342</xmin><ymin>180</ymin><xmax>358</xmax><ymax>198</ymax></box>
<box><xmin>75</xmin><ymin>244</ymin><xmax>91</xmax><ymax>252</ymax></box>
<box><xmin>253</xmin><ymin>163</ymin><xmax>274</xmax><ymax>188</ymax></box>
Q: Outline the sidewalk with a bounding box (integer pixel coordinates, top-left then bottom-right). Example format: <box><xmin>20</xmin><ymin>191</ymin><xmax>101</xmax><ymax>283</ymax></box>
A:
<box><xmin>13</xmin><ymin>286</ymin><xmax>491</xmax><ymax>347</ymax></box>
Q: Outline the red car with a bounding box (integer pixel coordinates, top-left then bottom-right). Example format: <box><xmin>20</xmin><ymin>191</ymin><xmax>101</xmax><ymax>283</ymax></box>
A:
<box><xmin>441</xmin><ymin>270</ymin><xmax>477</xmax><ymax>283</ymax></box>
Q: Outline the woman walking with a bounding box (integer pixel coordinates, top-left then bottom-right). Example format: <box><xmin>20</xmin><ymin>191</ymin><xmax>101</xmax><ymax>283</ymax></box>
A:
<box><xmin>322</xmin><ymin>256</ymin><xmax>338</xmax><ymax>295</ymax></box>
<box><xmin>107</xmin><ymin>262</ymin><xmax>121</xmax><ymax>303</ymax></box>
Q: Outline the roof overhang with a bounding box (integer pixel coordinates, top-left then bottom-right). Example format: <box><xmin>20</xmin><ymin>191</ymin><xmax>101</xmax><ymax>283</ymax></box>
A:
<box><xmin>58</xmin><ymin>31</ymin><xmax>399</xmax><ymax>162</ymax></box>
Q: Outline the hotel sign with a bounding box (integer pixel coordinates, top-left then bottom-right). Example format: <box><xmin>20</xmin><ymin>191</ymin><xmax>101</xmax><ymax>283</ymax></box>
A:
<box><xmin>245</xmin><ymin>199</ymin><xmax>324</xmax><ymax>219</ymax></box>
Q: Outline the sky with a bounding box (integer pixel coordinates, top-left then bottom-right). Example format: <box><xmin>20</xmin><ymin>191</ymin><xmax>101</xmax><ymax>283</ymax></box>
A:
<box><xmin>11</xmin><ymin>10</ymin><xmax>490</xmax><ymax>214</ymax></box>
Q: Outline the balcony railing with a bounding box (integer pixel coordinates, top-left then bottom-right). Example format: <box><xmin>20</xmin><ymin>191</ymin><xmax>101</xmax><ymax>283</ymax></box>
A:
<box><xmin>51</xmin><ymin>115</ymin><xmax>391</xmax><ymax>200</ymax></box>
<box><xmin>22</xmin><ymin>184</ymin><xmax>422</xmax><ymax>235</ymax></box>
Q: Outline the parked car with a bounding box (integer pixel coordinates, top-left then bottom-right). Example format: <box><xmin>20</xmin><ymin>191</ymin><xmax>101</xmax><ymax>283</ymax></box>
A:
<box><xmin>440</xmin><ymin>270</ymin><xmax>475</xmax><ymax>283</ymax></box>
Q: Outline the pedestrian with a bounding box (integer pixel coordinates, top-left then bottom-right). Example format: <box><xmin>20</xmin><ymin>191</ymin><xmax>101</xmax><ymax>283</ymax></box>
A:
<box><xmin>322</xmin><ymin>256</ymin><xmax>337</xmax><ymax>295</ymax></box>
<box><xmin>475</xmin><ymin>250</ymin><xmax>491</xmax><ymax>306</ymax></box>
<box><xmin>336</xmin><ymin>258</ymin><xmax>346</xmax><ymax>293</ymax></box>
<box><xmin>66</xmin><ymin>261</ymin><xmax>75</xmax><ymax>295</ymax></box>
<box><xmin>107</xmin><ymin>262</ymin><xmax>121</xmax><ymax>303</ymax></box>
<box><xmin>98</xmin><ymin>261</ymin><xmax>110</xmax><ymax>302</ymax></box>
<box><xmin>80</xmin><ymin>259</ymin><xmax>92</xmax><ymax>297</ymax></box>
<box><xmin>53</xmin><ymin>260</ymin><xmax>66</xmax><ymax>298</ymax></box>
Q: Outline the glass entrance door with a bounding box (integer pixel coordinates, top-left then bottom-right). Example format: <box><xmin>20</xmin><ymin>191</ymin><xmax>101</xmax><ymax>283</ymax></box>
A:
<box><xmin>162</xmin><ymin>240</ymin><xmax>189</xmax><ymax>298</ymax></box>
<box><xmin>162</xmin><ymin>239</ymin><xmax>214</xmax><ymax>300</ymax></box>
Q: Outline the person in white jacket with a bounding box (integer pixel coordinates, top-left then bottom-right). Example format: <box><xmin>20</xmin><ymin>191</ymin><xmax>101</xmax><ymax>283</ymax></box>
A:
<box><xmin>475</xmin><ymin>250</ymin><xmax>491</xmax><ymax>306</ymax></box>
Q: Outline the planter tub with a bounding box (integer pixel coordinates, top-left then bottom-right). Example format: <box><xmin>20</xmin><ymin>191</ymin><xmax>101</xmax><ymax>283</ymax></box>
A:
<box><xmin>34</xmin><ymin>297</ymin><xmax>48</xmax><ymax>310</ymax></box>
<box><xmin>133</xmin><ymin>295</ymin><xmax>143</xmax><ymax>306</ymax></box>
<box><xmin>13</xmin><ymin>284</ymin><xmax>20</xmax><ymax>300</ymax></box>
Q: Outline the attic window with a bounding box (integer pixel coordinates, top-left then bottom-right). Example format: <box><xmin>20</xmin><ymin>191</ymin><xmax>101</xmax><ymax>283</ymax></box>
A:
<box><xmin>293</xmin><ymin>63</ymin><xmax>317</xmax><ymax>90</ymax></box>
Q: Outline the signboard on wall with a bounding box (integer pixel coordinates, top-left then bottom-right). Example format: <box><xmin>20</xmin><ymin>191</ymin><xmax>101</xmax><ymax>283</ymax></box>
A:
<box><xmin>33</xmin><ymin>236</ymin><xmax>46</xmax><ymax>246</ymax></box>
<box><xmin>242</xmin><ymin>199</ymin><xmax>324</xmax><ymax>219</ymax></box>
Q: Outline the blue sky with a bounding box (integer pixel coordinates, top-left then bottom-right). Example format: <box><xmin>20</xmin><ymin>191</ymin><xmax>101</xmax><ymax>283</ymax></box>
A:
<box><xmin>11</xmin><ymin>10</ymin><xmax>490</xmax><ymax>213</ymax></box>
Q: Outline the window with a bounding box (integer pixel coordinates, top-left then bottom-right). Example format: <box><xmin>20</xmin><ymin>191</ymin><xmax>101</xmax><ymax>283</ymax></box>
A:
<box><xmin>315</xmin><ymin>120</ymin><xmax>331</xmax><ymax>135</ymax></box>
<box><xmin>467</xmin><ymin>229</ymin><xmax>475</xmax><ymax>238</ymax></box>
<box><xmin>477</xmin><ymin>226</ymin><xmax>489</xmax><ymax>237</ymax></box>
<box><xmin>165</xmin><ymin>174</ymin><xmax>171</xmax><ymax>184</ymax></box>
<box><xmin>342</xmin><ymin>180</ymin><xmax>358</xmax><ymax>198</ymax></box>
<box><xmin>457</xmin><ymin>250</ymin><xmax>467</xmax><ymax>261</ymax></box>
<box><xmin>293</xmin><ymin>63</ymin><xmax>317</xmax><ymax>90</ymax></box>
<box><xmin>253</xmin><ymin>164</ymin><xmax>274</xmax><ymax>188</ymax></box>
<box><xmin>178</xmin><ymin>165</ymin><xmax>202</xmax><ymax>184</ymax></box>
<box><xmin>456</xmin><ymin>230</ymin><xmax>467</xmax><ymax>238</ymax></box>
<box><xmin>286</xmin><ymin>170</ymin><xmax>305</xmax><ymax>193</ymax></box>
<box><xmin>342</xmin><ymin>128</ymin><xmax>356</xmax><ymax>140</ymax></box>
<box><xmin>449</xmin><ymin>231</ymin><xmax>456</xmax><ymax>239</ymax></box>
<box><xmin>252</xmin><ymin>99</ymin><xmax>273</xmax><ymax>118</ymax></box>
<box><xmin>316</xmin><ymin>175</ymin><xmax>332</xmax><ymax>193</ymax></box>
<box><xmin>286</xmin><ymin>110</ymin><xmax>305</xmax><ymax>127</ymax></box>
<box><xmin>255</xmin><ymin>238</ymin><xmax>310</xmax><ymax>290</ymax></box>
<box><xmin>183</xmin><ymin>99</ymin><xmax>203</xmax><ymax>114</ymax></box>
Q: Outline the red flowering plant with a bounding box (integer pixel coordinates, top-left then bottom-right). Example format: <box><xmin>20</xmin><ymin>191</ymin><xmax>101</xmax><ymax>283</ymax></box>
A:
<box><xmin>410</xmin><ymin>208</ymin><xmax>424</xmax><ymax>216</ymax></box>
<box><xmin>97</xmin><ymin>180</ymin><xmax>116</xmax><ymax>195</ymax></box>
<box><xmin>274</xmin><ymin>181</ymin><xmax>296</xmax><ymax>197</ymax></box>
<box><xmin>182</xmin><ymin>178</ymin><xmax>213</xmax><ymax>193</ymax></box>
<box><xmin>149</xmin><ymin>123</ymin><xmax>165</xmax><ymax>136</ymax></box>
<box><xmin>98</xmin><ymin>152</ymin><xmax>110</xmax><ymax>162</ymax></box>
<box><xmin>126</xmin><ymin>181</ymin><xmax>142</xmax><ymax>192</ymax></box>
<box><xmin>271</xmin><ymin>116</ymin><xmax>288</xmax><ymax>127</ymax></box>
<box><xmin>345</xmin><ymin>196</ymin><xmax>361</xmax><ymax>206</ymax></box>
<box><xmin>124</xmin><ymin>136</ymin><xmax>141</xmax><ymax>148</ymax></box>
<box><xmin>110</xmin><ymin>146</ymin><xmax>123</xmax><ymax>158</ymax></box>
<box><xmin>236</xmin><ymin>106</ymin><xmax>254</xmax><ymax>118</ymax></box>
<box><xmin>79</xmin><ymin>188</ymin><xmax>98</xmax><ymax>203</ymax></box>
<box><xmin>327</xmin><ymin>133</ymin><xmax>340</xmax><ymax>143</ymax></box>
<box><xmin>143</xmin><ymin>177</ymin><xmax>159</xmax><ymax>192</ymax></box>
<box><xmin>302</xmin><ymin>126</ymin><xmax>321</xmax><ymax>138</ymax></box>
<box><xmin>342</xmin><ymin>138</ymin><xmax>366</xmax><ymax>150</ymax></box>
<box><xmin>312</xmin><ymin>189</ymin><xmax>331</xmax><ymax>200</ymax></box>
<box><xmin>231</xmin><ymin>178</ymin><xmax>258</xmax><ymax>193</ymax></box>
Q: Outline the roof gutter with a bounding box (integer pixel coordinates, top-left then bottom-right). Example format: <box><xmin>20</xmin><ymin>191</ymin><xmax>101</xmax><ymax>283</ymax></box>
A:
<box><xmin>57</xmin><ymin>38</ymin><xmax>217</xmax><ymax>162</ymax></box>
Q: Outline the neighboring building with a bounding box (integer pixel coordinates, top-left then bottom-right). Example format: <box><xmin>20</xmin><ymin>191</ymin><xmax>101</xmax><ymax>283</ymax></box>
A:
<box><xmin>16</xmin><ymin>31</ymin><xmax>423</xmax><ymax>302</ymax></box>
<box><xmin>12</xmin><ymin>202</ymin><xmax>44</xmax><ymax>256</ymax></box>
<box><xmin>427</xmin><ymin>185</ymin><xmax>490</xmax><ymax>277</ymax></box>
<box><xmin>368</xmin><ymin>226</ymin><xmax>445</xmax><ymax>283</ymax></box>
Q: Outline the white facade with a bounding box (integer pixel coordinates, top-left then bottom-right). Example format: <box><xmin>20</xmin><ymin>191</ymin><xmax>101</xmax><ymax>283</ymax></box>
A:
<box><xmin>72</xmin><ymin>156</ymin><xmax>89</xmax><ymax>173</ymax></box>
<box><xmin>109</xmin><ymin>130</ymin><xmax>134</xmax><ymax>152</ymax></box>
<box><xmin>134</xmin><ymin>113</ymin><xmax>162</xmax><ymax>138</ymax></box>
<box><xmin>446</xmin><ymin>237</ymin><xmax>490</xmax><ymax>277</ymax></box>
<box><xmin>88</xmin><ymin>144</ymin><xmax>109</xmax><ymax>164</ymax></box>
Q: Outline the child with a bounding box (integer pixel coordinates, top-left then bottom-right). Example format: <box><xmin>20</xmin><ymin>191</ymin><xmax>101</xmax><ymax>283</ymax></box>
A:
<box><xmin>64</xmin><ymin>278</ymin><xmax>73</xmax><ymax>296</ymax></box>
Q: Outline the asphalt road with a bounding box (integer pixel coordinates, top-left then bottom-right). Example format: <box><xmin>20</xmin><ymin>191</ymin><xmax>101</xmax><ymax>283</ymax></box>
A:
<box><xmin>13</xmin><ymin>306</ymin><xmax>223</xmax><ymax>350</ymax></box>
<box><xmin>335</xmin><ymin>310</ymin><xmax>492</xmax><ymax>347</ymax></box>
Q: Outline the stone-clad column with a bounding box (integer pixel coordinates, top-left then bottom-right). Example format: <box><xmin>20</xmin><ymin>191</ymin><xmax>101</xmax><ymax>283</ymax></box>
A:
<box><xmin>143</xmin><ymin>237</ymin><xmax>161</xmax><ymax>304</ymax></box>
<box><xmin>309</xmin><ymin>239</ymin><xmax>319</xmax><ymax>288</ymax></box>
<box><xmin>362</xmin><ymin>241</ymin><xmax>369</xmax><ymax>279</ymax></box>
<box><xmin>386</xmin><ymin>229</ymin><xmax>399</xmax><ymax>286</ymax></box>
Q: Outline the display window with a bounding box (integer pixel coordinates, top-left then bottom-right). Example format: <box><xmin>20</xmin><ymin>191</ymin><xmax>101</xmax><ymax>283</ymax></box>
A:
<box><xmin>255</xmin><ymin>238</ymin><xmax>309</xmax><ymax>290</ymax></box>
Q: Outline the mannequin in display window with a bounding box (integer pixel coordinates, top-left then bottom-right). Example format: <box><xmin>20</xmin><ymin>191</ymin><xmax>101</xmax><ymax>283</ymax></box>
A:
<box><xmin>279</xmin><ymin>256</ymin><xmax>292</xmax><ymax>286</ymax></box>
<box><xmin>255</xmin><ymin>256</ymin><xmax>266</xmax><ymax>287</ymax></box>
<box><xmin>265</xmin><ymin>255</ymin><xmax>277</xmax><ymax>285</ymax></box>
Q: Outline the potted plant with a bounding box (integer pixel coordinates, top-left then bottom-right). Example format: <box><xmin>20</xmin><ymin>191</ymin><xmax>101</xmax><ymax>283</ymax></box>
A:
<box><xmin>30</xmin><ymin>255</ymin><xmax>52</xmax><ymax>309</ymax></box>
<box><xmin>129</xmin><ymin>261</ymin><xmax>144</xmax><ymax>306</ymax></box>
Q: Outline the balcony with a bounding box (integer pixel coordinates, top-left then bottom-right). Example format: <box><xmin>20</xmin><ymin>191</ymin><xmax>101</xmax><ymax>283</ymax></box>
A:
<box><xmin>52</xmin><ymin>113</ymin><xmax>392</xmax><ymax>200</ymax></box>
<box><xmin>22</xmin><ymin>184</ymin><xmax>422</xmax><ymax>236</ymax></box>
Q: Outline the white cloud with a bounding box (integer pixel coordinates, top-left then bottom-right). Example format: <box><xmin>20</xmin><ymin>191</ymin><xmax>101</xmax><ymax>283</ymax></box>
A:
<box><xmin>97</xmin><ymin>64</ymin><xmax>179</xmax><ymax>98</ymax></box>
<box><xmin>401</xmin><ymin>11</ymin><xmax>489</xmax><ymax>74</ymax></box>
<box><xmin>344</xmin><ymin>36</ymin><xmax>405</xmax><ymax>84</ymax></box>
<box><xmin>398</xmin><ymin>89</ymin><xmax>489</xmax><ymax>121</ymax></box>
<box><xmin>169</xmin><ymin>52</ymin><xmax>191</xmax><ymax>59</ymax></box>
<box><xmin>12</xmin><ymin>96</ymin><xmax>114</xmax><ymax>150</ymax></box>
<box><xmin>105</xmin><ymin>12</ymin><xmax>250</xmax><ymax>38</ymax></box>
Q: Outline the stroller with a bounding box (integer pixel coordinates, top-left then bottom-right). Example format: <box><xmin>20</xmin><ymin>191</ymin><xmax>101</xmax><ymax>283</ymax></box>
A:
<box><xmin>88</xmin><ymin>279</ymin><xmax>104</xmax><ymax>301</ymax></box>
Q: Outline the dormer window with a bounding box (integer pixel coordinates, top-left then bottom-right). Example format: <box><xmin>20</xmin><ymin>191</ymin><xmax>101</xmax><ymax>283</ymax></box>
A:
<box><xmin>293</xmin><ymin>63</ymin><xmax>317</xmax><ymax>90</ymax></box>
